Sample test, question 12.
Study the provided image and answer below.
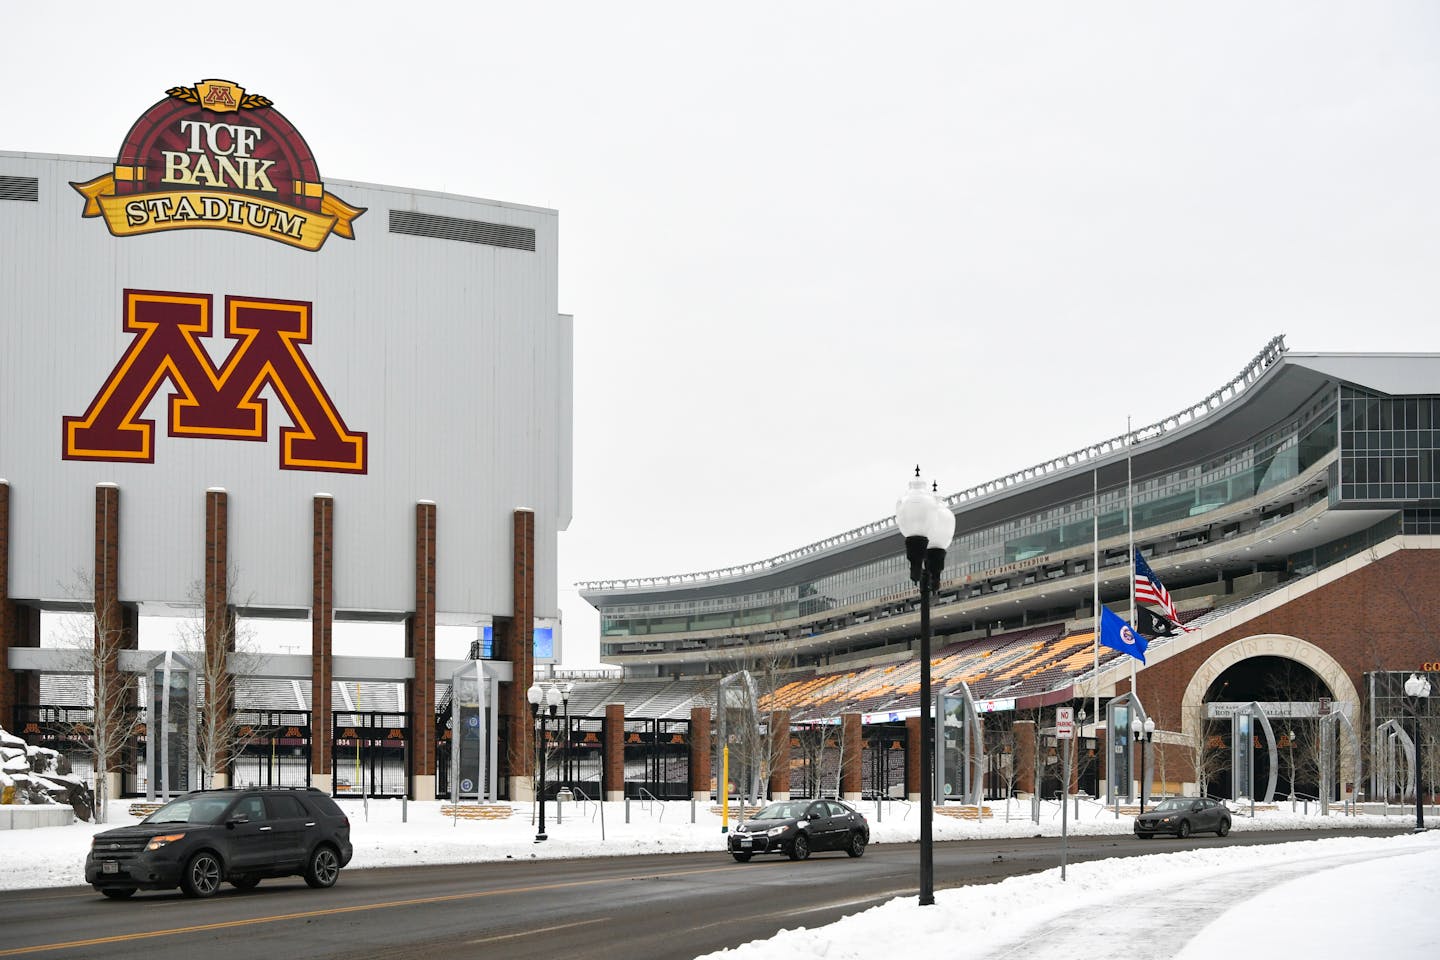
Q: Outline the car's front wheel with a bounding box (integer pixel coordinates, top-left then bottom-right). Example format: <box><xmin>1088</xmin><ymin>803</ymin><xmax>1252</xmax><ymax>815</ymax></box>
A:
<box><xmin>304</xmin><ymin>845</ymin><xmax>341</xmax><ymax>888</ymax></box>
<box><xmin>1177</xmin><ymin>820</ymin><xmax>1192</xmax><ymax>839</ymax></box>
<box><xmin>731</xmin><ymin>851</ymin><xmax>752</xmax><ymax>863</ymax></box>
<box><xmin>1216</xmin><ymin>818</ymin><xmax>1231</xmax><ymax>837</ymax></box>
<box><xmin>181</xmin><ymin>851</ymin><xmax>223</xmax><ymax>898</ymax></box>
<box><xmin>100</xmin><ymin>887</ymin><xmax>136</xmax><ymax>900</ymax></box>
<box><xmin>846</xmin><ymin>831</ymin><xmax>867</xmax><ymax>858</ymax></box>
<box><xmin>788</xmin><ymin>834</ymin><xmax>811</xmax><ymax>861</ymax></box>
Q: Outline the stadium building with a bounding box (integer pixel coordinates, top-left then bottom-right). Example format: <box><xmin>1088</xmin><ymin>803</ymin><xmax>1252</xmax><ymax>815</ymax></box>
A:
<box><xmin>0</xmin><ymin>80</ymin><xmax>571</xmax><ymax>804</ymax></box>
<box><xmin>581</xmin><ymin>338</ymin><xmax>1440</xmax><ymax>803</ymax></box>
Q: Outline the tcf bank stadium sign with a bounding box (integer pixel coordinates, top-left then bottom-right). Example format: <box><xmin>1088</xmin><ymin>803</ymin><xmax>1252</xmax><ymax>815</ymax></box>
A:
<box><xmin>71</xmin><ymin>79</ymin><xmax>364</xmax><ymax>251</ymax></box>
<box><xmin>63</xmin><ymin>80</ymin><xmax>368</xmax><ymax>474</ymax></box>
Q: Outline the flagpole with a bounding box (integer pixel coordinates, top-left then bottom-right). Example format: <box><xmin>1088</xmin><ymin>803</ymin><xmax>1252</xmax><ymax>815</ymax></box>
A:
<box><xmin>1127</xmin><ymin>416</ymin><xmax>1136</xmax><ymax>704</ymax></box>
<box><xmin>1091</xmin><ymin>467</ymin><xmax>1100</xmax><ymax>766</ymax></box>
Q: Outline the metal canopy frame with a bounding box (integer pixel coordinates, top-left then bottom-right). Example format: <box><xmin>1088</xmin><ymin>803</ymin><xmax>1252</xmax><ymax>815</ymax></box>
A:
<box><xmin>1320</xmin><ymin>709</ymin><xmax>1362</xmax><ymax>814</ymax></box>
<box><xmin>1105</xmin><ymin>692</ymin><xmax>1149</xmax><ymax>805</ymax></box>
<box><xmin>1374</xmin><ymin>718</ymin><xmax>1416</xmax><ymax>801</ymax></box>
<box><xmin>448</xmin><ymin>660</ymin><xmax>500</xmax><ymax>802</ymax></box>
<box><xmin>145</xmin><ymin>650</ymin><xmax>195</xmax><ymax>801</ymax></box>
<box><xmin>715</xmin><ymin>670</ymin><xmax>761</xmax><ymax>804</ymax></box>
<box><xmin>1232</xmin><ymin>701</ymin><xmax>1279</xmax><ymax>809</ymax></box>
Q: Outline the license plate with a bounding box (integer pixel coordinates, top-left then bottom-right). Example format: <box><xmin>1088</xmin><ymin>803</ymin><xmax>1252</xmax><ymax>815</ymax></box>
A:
<box><xmin>739</xmin><ymin>839</ymin><xmax>752</xmax><ymax>848</ymax></box>
<box><xmin>103</xmin><ymin>860</ymin><xmax>118</xmax><ymax>874</ymax></box>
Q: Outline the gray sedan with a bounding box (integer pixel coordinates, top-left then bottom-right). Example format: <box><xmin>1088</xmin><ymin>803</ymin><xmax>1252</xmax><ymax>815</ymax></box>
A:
<box><xmin>1134</xmin><ymin>797</ymin><xmax>1231</xmax><ymax>838</ymax></box>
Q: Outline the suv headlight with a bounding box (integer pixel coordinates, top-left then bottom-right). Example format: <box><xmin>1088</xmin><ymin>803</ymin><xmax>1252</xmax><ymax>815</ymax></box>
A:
<box><xmin>766</xmin><ymin>825</ymin><xmax>790</xmax><ymax>837</ymax></box>
<box><xmin>145</xmin><ymin>833</ymin><xmax>186</xmax><ymax>851</ymax></box>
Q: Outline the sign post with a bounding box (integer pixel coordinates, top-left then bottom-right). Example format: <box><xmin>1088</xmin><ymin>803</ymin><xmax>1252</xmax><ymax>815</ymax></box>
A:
<box><xmin>1056</xmin><ymin>707</ymin><xmax>1073</xmax><ymax>881</ymax></box>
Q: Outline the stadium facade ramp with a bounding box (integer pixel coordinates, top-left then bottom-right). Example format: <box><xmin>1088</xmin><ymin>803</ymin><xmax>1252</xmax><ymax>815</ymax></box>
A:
<box><xmin>581</xmin><ymin>339</ymin><xmax>1440</xmax><ymax>802</ymax></box>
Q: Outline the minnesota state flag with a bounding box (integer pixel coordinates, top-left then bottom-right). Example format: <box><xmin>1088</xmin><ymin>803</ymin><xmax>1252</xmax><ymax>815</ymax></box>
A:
<box><xmin>1098</xmin><ymin>605</ymin><xmax>1148</xmax><ymax>664</ymax></box>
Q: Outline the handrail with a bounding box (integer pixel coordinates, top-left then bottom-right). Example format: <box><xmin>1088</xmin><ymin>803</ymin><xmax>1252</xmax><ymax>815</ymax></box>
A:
<box><xmin>1052</xmin><ymin>794</ymin><xmax>1112</xmax><ymax>820</ymax></box>
<box><xmin>578</xmin><ymin>336</ymin><xmax>1287</xmax><ymax>592</ymax></box>
<box><xmin>637</xmin><ymin>787</ymin><xmax>666</xmax><ymax>822</ymax></box>
<box><xmin>566</xmin><ymin>783</ymin><xmax>600</xmax><ymax>821</ymax></box>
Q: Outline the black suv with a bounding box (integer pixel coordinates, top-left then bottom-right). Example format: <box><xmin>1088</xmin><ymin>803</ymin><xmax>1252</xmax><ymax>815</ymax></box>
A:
<box><xmin>85</xmin><ymin>787</ymin><xmax>352</xmax><ymax>899</ymax></box>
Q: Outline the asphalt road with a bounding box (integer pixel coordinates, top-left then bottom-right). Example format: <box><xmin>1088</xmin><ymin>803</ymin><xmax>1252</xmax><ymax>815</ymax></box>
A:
<box><xmin>0</xmin><ymin>828</ymin><xmax>1409</xmax><ymax>960</ymax></box>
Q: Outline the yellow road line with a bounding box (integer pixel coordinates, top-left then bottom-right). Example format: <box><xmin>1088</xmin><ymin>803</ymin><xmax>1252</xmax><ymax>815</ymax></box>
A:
<box><xmin>0</xmin><ymin>864</ymin><xmax>737</xmax><ymax>957</ymax></box>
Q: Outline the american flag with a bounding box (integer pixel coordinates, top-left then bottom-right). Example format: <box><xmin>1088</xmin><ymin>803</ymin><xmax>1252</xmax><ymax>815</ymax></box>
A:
<box><xmin>1134</xmin><ymin>549</ymin><xmax>1195</xmax><ymax>632</ymax></box>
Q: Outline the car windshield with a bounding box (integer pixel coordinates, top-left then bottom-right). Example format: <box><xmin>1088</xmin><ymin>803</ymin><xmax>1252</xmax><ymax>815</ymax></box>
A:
<box><xmin>753</xmin><ymin>802</ymin><xmax>810</xmax><ymax>821</ymax></box>
<box><xmin>1151</xmin><ymin>798</ymin><xmax>1194</xmax><ymax>813</ymax></box>
<box><xmin>142</xmin><ymin>795</ymin><xmax>232</xmax><ymax>824</ymax></box>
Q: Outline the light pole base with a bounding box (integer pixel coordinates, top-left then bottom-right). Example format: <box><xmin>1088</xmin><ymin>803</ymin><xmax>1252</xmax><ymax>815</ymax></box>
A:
<box><xmin>534</xmin><ymin>832</ymin><xmax>548</xmax><ymax>842</ymax></box>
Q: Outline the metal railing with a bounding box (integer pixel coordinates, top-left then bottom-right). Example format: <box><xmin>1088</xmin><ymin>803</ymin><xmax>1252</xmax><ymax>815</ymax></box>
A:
<box><xmin>579</xmin><ymin>336</ymin><xmax>1288</xmax><ymax>593</ymax></box>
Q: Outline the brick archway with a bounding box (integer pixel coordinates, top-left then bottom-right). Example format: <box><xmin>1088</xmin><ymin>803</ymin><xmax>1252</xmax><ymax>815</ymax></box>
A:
<box><xmin>1180</xmin><ymin>633</ymin><xmax>1362</xmax><ymax>788</ymax></box>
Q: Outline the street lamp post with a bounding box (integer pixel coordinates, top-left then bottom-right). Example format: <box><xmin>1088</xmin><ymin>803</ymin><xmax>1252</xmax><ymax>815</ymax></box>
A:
<box><xmin>895</xmin><ymin>466</ymin><xmax>955</xmax><ymax>907</ymax></box>
<box><xmin>528</xmin><ymin>683</ymin><xmax>564</xmax><ymax>842</ymax></box>
<box><xmin>561</xmin><ymin>682</ymin><xmax>573</xmax><ymax>789</ymax></box>
<box><xmin>1404</xmin><ymin>673</ymin><xmax>1431</xmax><ymax>832</ymax></box>
<box><xmin>1131</xmin><ymin>716</ymin><xmax>1155</xmax><ymax>813</ymax></box>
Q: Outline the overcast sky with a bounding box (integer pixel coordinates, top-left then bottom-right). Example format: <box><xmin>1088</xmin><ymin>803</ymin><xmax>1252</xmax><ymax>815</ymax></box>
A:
<box><xmin>6</xmin><ymin>3</ymin><xmax>1439</xmax><ymax>666</ymax></box>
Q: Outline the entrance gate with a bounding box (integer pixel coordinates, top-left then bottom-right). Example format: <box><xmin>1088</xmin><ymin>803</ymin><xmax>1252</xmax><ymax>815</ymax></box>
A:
<box><xmin>623</xmin><ymin>718</ymin><xmax>689</xmax><ymax>799</ymax></box>
<box><xmin>231</xmin><ymin>710</ymin><xmax>310</xmax><ymax>789</ymax></box>
<box><xmin>550</xmin><ymin>717</ymin><xmax>605</xmax><ymax>799</ymax></box>
<box><xmin>333</xmin><ymin>712</ymin><xmax>408</xmax><ymax>797</ymax></box>
<box><xmin>863</xmin><ymin>725</ymin><xmax>906</xmax><ymax>800</ymax></box>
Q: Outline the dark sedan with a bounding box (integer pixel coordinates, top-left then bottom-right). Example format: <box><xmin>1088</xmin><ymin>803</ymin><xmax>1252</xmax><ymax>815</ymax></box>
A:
<box><xmin>1134</xmin><ymin>797</ymin><xmax>1232</xmax><ymax>838</ymax></box>
<box><xmin>728</xmin><ymin>799</ymin><xmax>869</xmax><ymax>861</ymax></box>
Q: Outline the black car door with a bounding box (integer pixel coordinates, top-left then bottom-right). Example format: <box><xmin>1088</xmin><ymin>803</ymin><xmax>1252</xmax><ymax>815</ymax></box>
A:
<box><xmin>263</xmin><ymin>793</ymin><xmax>313</xmax><ymax>869</ymax></box>
<box><xmin>805</xmin><ymin>802</ymin><xmax>836</xmax><ymax>850</ymax></box>
<box><xmin>224</xmin><ymin>795</ymin><xmax>272</xmax><ymax>873</ymax></box>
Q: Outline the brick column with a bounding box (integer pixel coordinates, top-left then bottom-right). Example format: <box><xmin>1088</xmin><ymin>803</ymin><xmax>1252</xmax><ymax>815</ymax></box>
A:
<box><xmin>503</xmin><ymin>509</ymin><xmax>536</xmax><ymax>799</ymax></box>
<box><xmin>689</xmin><ymin>706</ymin><xmax>711</xmax><ymax>801</ymax></box>
<box><xmin>841</xmin><ymin>712</ymin><xmax>862</xmax><ymax>801</ymax></box>
<box><xmin>768</xmin><ymin>709</ymin><xmax>791</xmax><ymax>801</ymax></box>
<box><xmin>94</xmin><ymin>483</ymin><xmax>135</xmax><ymax>810</ymax></box>
<box><xmin>905</xmin><ymin>716</ymin><xmax>922</xmax><ymax>801</ymax></box>
<box><xmin>203</xmin><ymin>489</ymin><xmax>233</xmax><ymax>787</ymax></box>
<box><xmin>603</xmin><ymin>703</ymin><xmax>624</xmax><ymax>801</ymax></box>
<box><xmin>310</xmin><ymin>494</ymin><xmax>334</xmax><ymax>792</ymax></box>
<box><xmin>407</xmin><ymin>501</ymin><xmax>437</xmax><ymax>801</ymax></box>
<box><xmin>0</xmin><ymin>480</ymin><xmax>25</xmax><ymax>730</ymax></box>
<box><xmin>1014</xmin><ymin>720</ymin><xmax>1037</xmax><ymax>794</ymax></box>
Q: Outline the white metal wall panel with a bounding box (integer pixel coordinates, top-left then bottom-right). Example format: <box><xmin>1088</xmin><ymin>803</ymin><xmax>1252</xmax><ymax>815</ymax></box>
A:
<box><xmin>0</xmin><ymin>152</ymin><xmax>571</xmax><ymax>622</ymax></box>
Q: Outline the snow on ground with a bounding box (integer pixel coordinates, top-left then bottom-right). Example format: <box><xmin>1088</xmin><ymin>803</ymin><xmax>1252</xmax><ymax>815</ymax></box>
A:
<box><xmin>2</xmin><ymin>797</ymin><xmax>1437</xmax><ymax>958</ymax></box>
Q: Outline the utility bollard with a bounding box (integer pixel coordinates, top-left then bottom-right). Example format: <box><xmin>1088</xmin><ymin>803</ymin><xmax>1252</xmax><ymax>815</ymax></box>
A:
<box><xmin>625</xmin><ymin>797</ymin><xmax>631</xmax><ymax>823</ymax></box>
<box><xmin>402</xmin><ymin>795</ymin><xmax>408</xmax><ymax>823</ymax></box>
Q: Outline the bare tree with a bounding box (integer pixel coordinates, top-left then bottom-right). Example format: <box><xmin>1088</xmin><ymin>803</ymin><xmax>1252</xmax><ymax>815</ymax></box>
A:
<box><xmin>719</xmin><ymin>640</ymin><xmax>801</xmax><ymax>807</ymax></box>
<box><xmin>173</xmin><ymin>572</ymin><xmax>267</xmax><ymax>788</ymax></box>
<box><xmin>1263</xmin><ymin>659</ymin><xmax>1330</xmax><ymax>799</ymax></box>
<box><xmin>1181</xmin><ymin>702</ymin><xmax>1226</xmax><ymax>799</ymax></box>
<box><xmin>52</xmin><ymin>574</ymin><xmax>145</xmax><ymax>823</ymax></box>
<box><xmin>791</xmin><ymin>722</ymin><xmax>831</xmax><ymax>798</ymax></box>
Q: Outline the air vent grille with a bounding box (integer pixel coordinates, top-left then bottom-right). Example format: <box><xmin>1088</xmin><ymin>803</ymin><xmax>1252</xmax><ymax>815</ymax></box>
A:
<box><xmin>388</xmin><ymin>210</ymin><xmax>535</xmax><ymax>251</ymax></box>
<box><xmin>0</xmin><ymin>175</ymin><xmax>39</xmax><ymax>202</ymax></box>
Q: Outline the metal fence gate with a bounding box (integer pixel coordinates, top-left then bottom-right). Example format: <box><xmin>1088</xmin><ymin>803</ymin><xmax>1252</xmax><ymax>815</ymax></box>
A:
<box><xmin>231</xmin><ymin>710</ymin><xmax>310</xmax><ymax>789</ymax></box>
<box><xmin>863</xmin><ymin>725</ymin><xmax>907</xmax><ymax>800</ymax></box>
<box><xmin>548</xmin><ymin>717</ymin><xmax>604</xmax><ymax>800</ymax></box>
<box><xmin>624</xmin><ymin>718</ymin><xmax>690</xmax><ymax>799</ymax></box>
<box><xmin>333</xmin><ymin>712</ymin><xmax>408</xmax><ymax>797</ymax></box>
<box><xmin>790</xmin><ymin>725</ymin><xmax>840</xmax><ymax>799</ymax></box>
